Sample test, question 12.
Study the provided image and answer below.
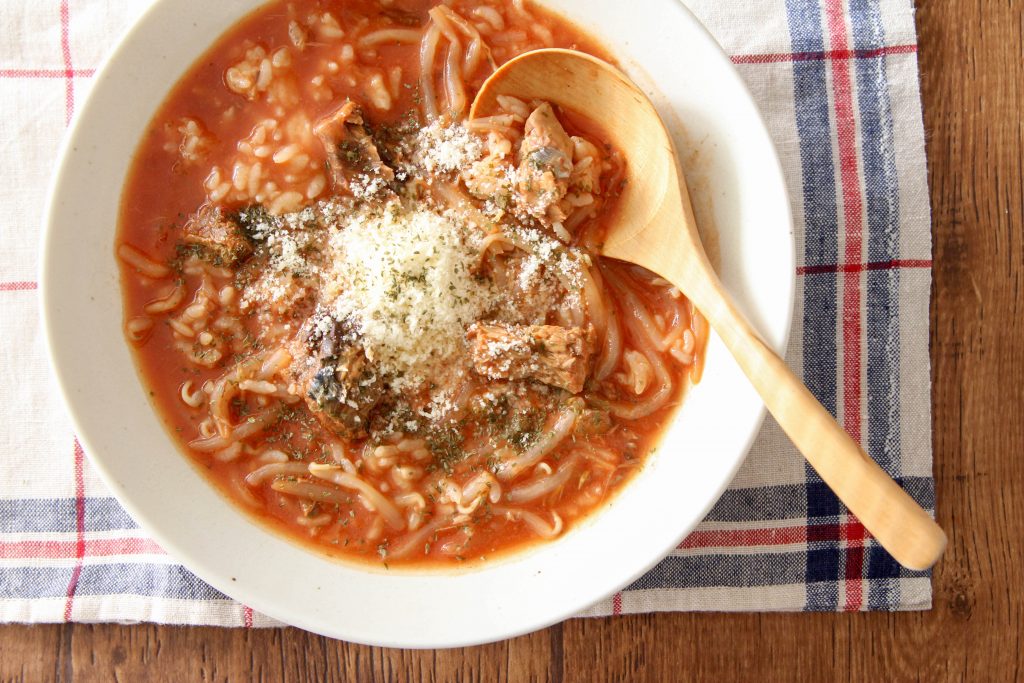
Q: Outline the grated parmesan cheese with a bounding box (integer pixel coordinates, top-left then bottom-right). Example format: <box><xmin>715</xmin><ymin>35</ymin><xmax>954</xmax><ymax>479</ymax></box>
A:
<box><xmin>508</xmin><ymin>226</ymin><xmax>584</xmax><ymax>294</ymax></box>
<box><xmin>231</xmin><ymin>114</ymin><xmax>592</xmax><ymax>416</ymax></box>
<box><xmin>348</xmin><ymin>173</ymin><xmax>390</xmax><ymax>199</ymax></box>
<box><xmin>325</xmin><ymin>202</ymin><xmax>496</xmax><ymax>388</ymax></box>
<box><xmin>238</xmin><ymin>207</ymin><xmax>320</xmax><ymax>307</ymax></box>
<box><xmin>412</xmin><ymin>120</ymin><xmax>484</xmax><ymax>176</ymax></box>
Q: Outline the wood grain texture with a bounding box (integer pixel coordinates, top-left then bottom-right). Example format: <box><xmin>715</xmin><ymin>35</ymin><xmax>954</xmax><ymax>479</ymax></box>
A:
<box><xmin>1</xmin><ymin>0</ymin><xmax>1021</xmax><ymax>679</ymax></box>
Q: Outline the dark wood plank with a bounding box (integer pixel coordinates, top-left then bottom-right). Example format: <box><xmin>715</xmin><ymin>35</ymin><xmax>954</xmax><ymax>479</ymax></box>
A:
<box><xmin>2</xmin><ymin>0</ymin><xmax>1021</xmax><ymax>680</ymax></box>
<box><xmin>919</xmin><ymin>0</ymin><xmax>1024</xmax><ymax>679</ymax></box>
<box><xmin>63</xmin><ymin>625</ymin><xmax>289</xmax><ymax>682</ymax></box>
<box><xmin>0</xmin><ymin>624</ymin><xmax>68</xmax><ymax>683</ymax></box>
<box><xmin>0</xmin><ymin>623</ymin><xmax>553</xmax><ymax>682</ymax></box>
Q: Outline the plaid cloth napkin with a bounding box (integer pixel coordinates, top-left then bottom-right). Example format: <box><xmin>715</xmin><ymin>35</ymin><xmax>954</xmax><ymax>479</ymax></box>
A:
<box><xmin>0</xmin><ymin>0</ymin><xmax>933</xmax><ymax>626</ymax></box>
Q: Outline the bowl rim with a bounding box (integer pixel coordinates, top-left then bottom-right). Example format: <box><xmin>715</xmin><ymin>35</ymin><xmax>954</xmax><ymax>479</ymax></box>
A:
<box><xmin>40</xmin><ymin>0</ymin><xmax>795</xmax><ymax>647</ymax></box>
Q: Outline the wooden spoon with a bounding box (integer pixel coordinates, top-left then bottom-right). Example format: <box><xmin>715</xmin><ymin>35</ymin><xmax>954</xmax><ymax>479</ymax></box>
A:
<box><xmin>470</xmin><ymin>48</ymin><xmax>946</xmax><ymax>571</ymax></box>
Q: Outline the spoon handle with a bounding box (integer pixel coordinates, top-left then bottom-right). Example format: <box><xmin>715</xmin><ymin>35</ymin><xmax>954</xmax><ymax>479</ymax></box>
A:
<box><xmin>683</xmin><ymin>272</ymin><xmax>947</xmax><ymax>571</ymax></box>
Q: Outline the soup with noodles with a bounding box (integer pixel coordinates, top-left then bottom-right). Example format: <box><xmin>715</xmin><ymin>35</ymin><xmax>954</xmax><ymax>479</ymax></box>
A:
<box><xmin>116</xmin><ymin>0</ymin><xmax>707</xmax><ymax>566</ymax></box>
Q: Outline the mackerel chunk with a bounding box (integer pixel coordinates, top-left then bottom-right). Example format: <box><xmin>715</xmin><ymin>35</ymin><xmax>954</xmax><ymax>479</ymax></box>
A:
<box><xmin>515</xmin><ymin>103</ymin><xmax>574</xmax><ymax>226</ymax></box>
<box><xmin>290</xmin><ymin>316</ymin><xmax>384</xmax><ymax>439</ymax></box>
<box><xmin>313</xmin><ymin>101</ymin><xmax>394</xmax><ymax>195</ymax></box>
<box><xmin>182</xmin><ymin>205</ymin><xmax>252</xmax><ymax>265</ymax></box>
<box><xmin>466</xmin><ymin>322</ymin><xmax>593</xmax><ymax>394</ymax></box>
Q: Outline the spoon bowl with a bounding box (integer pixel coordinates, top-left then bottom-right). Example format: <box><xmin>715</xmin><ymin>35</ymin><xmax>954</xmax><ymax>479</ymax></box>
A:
<box><xmin>472</xmin><ymin>48</ymin><xmax>946</xmax><ymax>571</ymax></box>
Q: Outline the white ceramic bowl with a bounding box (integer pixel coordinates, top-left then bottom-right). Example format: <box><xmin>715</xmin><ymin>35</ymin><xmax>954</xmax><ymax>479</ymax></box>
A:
<box><xmin>42</xmin><ymin>0</ymin><xmax>793</xmax><ymax>647</ymax></box>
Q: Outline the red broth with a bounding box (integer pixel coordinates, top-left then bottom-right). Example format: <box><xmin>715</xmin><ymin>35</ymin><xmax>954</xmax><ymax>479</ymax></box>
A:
<box><xmin>117</xmin><ymin>0</ymin><xmax>706</xmax><ymax>567</ymax></box>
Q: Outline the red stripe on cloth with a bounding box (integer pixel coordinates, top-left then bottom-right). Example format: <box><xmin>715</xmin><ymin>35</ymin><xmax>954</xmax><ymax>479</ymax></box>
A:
<box><xmin>63</xmin><ymin>439</ymin><xmax>86</xmax><ymax>622</ymax></box>
<box><xmin>825</xmin><ymin>0</ymin><xmax>866</xmax><ymax>612</ymax></box>
<box><xmin>731</xmin><ymin>44</ymin><xmax>916</xmax><ymax>65</ymax></box>
<box><xmin>611</xmin><ymin>592</ymin><xmax>622</xmax><ymax>615</ymax></box>
<box><xmin>0</xmin><ymin>537</ymin><xmax>165</xmax><ymax>559</ymax></box>
<box><xmin>842</xmin><ymin>519</ymin><xmax>867</xmax><ymax>610</ymax></box>
<box><xmin>826</xmin><ymin>0</ymin><xmax>865</xmax><ymax>447</ymax></box>
<box><xmin>680</xmin><ymin>522</ymin><xmax>871</xmax><ymax>549</ymax></box>
<box><xmin>806</xmin><ymin>521</ymin><xmax>872</xmax><ymax>544</ymax></box>
<box><xmin>0</xmin><ymin>68</ymin><xmax>95</xmax><ymax>78</ymax></box>
<box><xmin>59</xmin><ymin>0</ymin><xmax>74</xmax><ymax>125</ymax></box>
<box><xmin>243</xmin><ymin>606</ymin><xmax>254</xmax><ymax>628</ymax></box>
<box><xmin>681</xmin><ymin>526</ymin><xmax>808</xmax><ymax>548</ymax></box>
<box><xmin>797</xmin><ymin>259</ymin><xmax>932</xmax><ymax>275</ymax></box>
<box><xmin>0</xmin><ymin>281</ymin><xmax>38</xmax><ymax>291</ymax></box>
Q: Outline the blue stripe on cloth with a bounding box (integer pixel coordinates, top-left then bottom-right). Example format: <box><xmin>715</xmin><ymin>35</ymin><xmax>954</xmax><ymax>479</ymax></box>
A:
<box><xmin>0</xmin><ymin>498</ymin><xmax>137</xmax><ymax>534</ymax></box>
<box><xmin>682</xmin><ymin>476</ymin><xmax>932</xmax><ymax>523</ymax></box>
<box><xmin>0</xmin><ymin>478</ymin><xmax>932</xmax><ymax>534</ymax></box>
<box><xmin>0</xmin><ymin>566</ymin><xmax>73</xmax><ymax>600</ymax></box>
<box><xmin>851</xmin><ymin>0</ymin><xmax>903</xmax><ymax>480</ymax></box>
<box><xmin>784</xmin><ymin>0</ymin><xmax>842</xmax><ymax>611</ymax></box>
<box><xmin>701</xmin><ymin>484</ymin><xmax>808</xmax><ymax>521</ymax></box>
<box><xmin>850</xmin><ymin>0</ymin><xmax>908</xmax><ymax>609</ymax></box>
<box><xmin>75</xmin><ymin>563</ymin><xmax>226</xmax><ymax>600</ymax></box>
<box><xmin>896</xmin><ymin>476</ymin><xmax>935</xmax><ymax>510</ymax></box>
<box><xmin>630</xmin><ymin>549</ymin><xmax>924</xmax><ymax>602</ymax></box>
<box><xmin>629</xmin><ymin>553</ymin><xmax>808</xmax><ymax>590</ymax></box>
<box><xmin>809</xmin><ymin>476</ymin><xmax>932</xmax><ymax>513</ymax></box>
<box><xmin>0</xmin><ymin>563</ymin><xmax>225</xmax><ymax>601</ymax></box>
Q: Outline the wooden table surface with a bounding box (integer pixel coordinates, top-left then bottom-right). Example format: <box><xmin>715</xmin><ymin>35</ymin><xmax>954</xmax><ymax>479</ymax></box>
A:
<box><xmin>3</xmin><ymin>0</ymin><xmax>1021</xmax><ymax>680</ymax></box>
